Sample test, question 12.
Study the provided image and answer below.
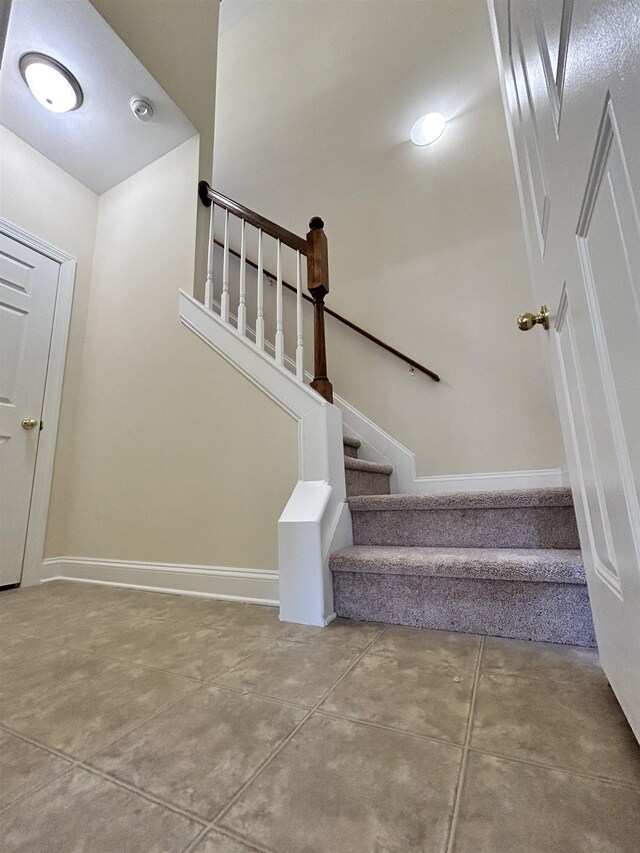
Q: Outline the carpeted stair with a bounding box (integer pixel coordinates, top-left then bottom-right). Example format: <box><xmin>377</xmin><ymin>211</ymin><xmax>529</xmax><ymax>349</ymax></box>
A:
<box><xmin>334</xmin><ymin>438</ymin><xmax>595</xmax><ymax>646</ymax></box>
<box><xmin>343</xmin><ymin>436</ymin><xmax>392</xmax><ymax>496</ymax></box>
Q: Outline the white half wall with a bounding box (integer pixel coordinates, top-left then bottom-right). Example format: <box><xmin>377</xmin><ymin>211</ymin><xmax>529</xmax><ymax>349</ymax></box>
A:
<box><xmin>179</xmin><ymin>290</ymin><xmax>349</xmax><ymax>625</ymax></box>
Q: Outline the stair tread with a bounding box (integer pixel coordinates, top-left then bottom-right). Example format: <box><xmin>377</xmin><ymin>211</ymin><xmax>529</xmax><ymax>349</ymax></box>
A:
<box><xmin>342</xmin><ymin>435</ymin><xmax>361</xmax><ymax>449</ymax></box>
<box><xmin>330</xmin><ymin>545</ymin><xmax>585</xmax><ymax>585</ymax></box>
<box><xmin>344</xmin><ymin>456</ymin><xmax>393</xmax><ymax>475</ymax></box>
<box><xmin>348</xmin><ymin>486</ymin><xmax>573</xmax><ymax>511</ymax></box>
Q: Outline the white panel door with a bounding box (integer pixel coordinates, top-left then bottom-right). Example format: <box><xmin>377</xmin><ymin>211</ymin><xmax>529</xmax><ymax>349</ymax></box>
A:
<box><xmin>490</xmin><ymin>0</ymin><xmax>640</xmax><ymax>738</ymax></box>
<box><xmin>0</xmin><ymin>232</ymin><xmax>60</xmax><ymax>585</ymax></box>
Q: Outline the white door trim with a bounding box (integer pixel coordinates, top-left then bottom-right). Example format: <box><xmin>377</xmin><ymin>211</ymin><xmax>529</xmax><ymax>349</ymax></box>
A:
<box><xmin>0</xmin><ymin>218</ymin><xmax>76</xmax><ymax>588</ymax></box>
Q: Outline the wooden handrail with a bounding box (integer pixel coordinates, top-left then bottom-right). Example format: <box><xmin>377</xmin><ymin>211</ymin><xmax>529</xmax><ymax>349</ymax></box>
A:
<box><xmin>199</xmin><ymin>181</ymin><xmax>307</xmax><ymax>255</ymax></box>
<box><xmin>199</xmin><ymin>181</ymin><xmax>440</xmax><ymax>388</ymax></box>
<box><xmin>211</xmin><ymin>238</ymin><xmax>440</xmax><ymax>383</ymax></box>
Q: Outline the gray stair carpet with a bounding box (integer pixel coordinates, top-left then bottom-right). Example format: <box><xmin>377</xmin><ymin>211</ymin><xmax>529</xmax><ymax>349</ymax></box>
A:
<box><xmin>342</xmin><ymin>435</ymin><xmax>361</xmax><ymax>459</ymax></box>
<box><xmin>348</xmin><ymin>487</ymin><xmax>580</xmax><ymax>549</ymax></box>
<box><xmin>344</xmin><ymin>456</ymin><xmax>392</xmax><ymax>497</ymax></box>
<box><xmin>331</xmin><ymin>545</ymin><xmax>585</xmax><ymax>584</ymax></box>
<box><xmin>337</xmin><ymin>438</ymin><xmax>593</xmax><ymax>645</ymax></box>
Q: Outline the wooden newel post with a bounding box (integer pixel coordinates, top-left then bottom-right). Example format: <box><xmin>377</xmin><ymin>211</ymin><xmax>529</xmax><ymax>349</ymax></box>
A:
<box><xmin>306</xmin><ymin>217</ymin><xmax>333</xmax><ymax>403</ymax></box>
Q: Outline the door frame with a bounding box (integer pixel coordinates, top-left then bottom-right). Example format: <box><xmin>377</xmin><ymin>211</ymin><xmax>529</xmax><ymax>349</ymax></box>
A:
<box><xmin>0</xmin><ymin>218</ymin><xmax>76</xmax><ymax>588</ymax></box>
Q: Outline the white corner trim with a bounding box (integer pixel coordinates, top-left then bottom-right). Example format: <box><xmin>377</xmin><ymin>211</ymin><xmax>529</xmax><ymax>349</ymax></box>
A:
<box><xmin>179</xmin><ymin>290</ymin><xmax>348</xmax><ymax>625</ymax></box>
<box><xmin>41</xmin><ymin>557</ymin><xmax>279</xmax><ymax>605</ymax></box>
<box><xmin>334</xmin><ymin>392</ymin><xmax>567</xmax><ymax>494</ymax></box>
<box><xmin>1</xmin><ymin>218</ymin><xmax>77</xmax><ymax>588</ymax></box>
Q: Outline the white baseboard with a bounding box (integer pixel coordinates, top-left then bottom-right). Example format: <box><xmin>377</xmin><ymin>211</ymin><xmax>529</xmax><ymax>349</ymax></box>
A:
<box><xmin>335</xmin><ymin>394</ymin><xmax>569</xmax><ymax>494</ymax></box>
<box><xmin>40</xmin><ymin>557</ymin><xmax>279</xmax><ymax>606</ymax></box>
<box><xmin>406</xmin><ymin>467</ymin><xmax>570</xmax><ymax>493</ymax></box>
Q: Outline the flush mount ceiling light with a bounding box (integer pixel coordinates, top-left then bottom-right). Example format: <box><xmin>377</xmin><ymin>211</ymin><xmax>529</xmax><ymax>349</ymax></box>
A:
<box><xmin>19</xmin><ymin>52</ymin><xmax>83</xmax><ymax>113</ymax></box>
<box><xmin>410</xmin><ymin>112</ymin><xmax>446</xmax><ymax>146</ymax></box>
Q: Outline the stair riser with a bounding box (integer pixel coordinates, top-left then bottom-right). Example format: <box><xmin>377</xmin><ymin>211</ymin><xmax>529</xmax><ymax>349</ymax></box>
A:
<box><xmin>346</xmin><ymin>469</ymin><xmax>391</xmax><ymax>497</ymax></box>
<box><xmin>343</xmin><ymin>444</ymin><xmax>359</xmax><ymax>459</ymax></box>
<box><xmin>351</xmin><ymin>506</ymin><xmax>579</xmax><ymax>549</ymax></box>
<box><xmin>333</xmin><ymin>573</ymin><xmax>596</xmax><ymax>646</ymax></box>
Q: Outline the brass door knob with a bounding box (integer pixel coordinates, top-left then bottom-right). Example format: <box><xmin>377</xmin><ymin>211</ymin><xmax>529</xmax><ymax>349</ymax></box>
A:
<box><xmin>22</xmin><ymin>418</ymin><xmax>38</xmax><ymax>431</ymax></box>
<box><xmin>517</xmin><ymin>304</ymin><xmax>549</xmax><ymax>331</ymax></box>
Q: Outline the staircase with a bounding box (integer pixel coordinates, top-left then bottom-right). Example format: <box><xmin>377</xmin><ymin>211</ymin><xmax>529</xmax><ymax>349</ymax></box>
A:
<box><xmin>188</xmin><ymin>182</ymin><xmax>594</xmax><ymax>641</ymax></box>
<box><xmin>333</xmin><ymin>436</ymin><xmax>595</xmax><ymax>647</ymax></box>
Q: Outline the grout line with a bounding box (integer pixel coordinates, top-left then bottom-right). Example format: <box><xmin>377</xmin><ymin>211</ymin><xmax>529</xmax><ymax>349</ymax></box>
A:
<box><xmin>0</xmin><ymin>680</ymin><xmax>206</xmax><ymax>814</ymax></box>
<box><xmin>182</xmin><ymin>824</ymin><xmax>274</xmax><ymax>853</ymax></box>
<box><xmin>0</xmin><ymin>721</ymin><xmax>76</xmax><ymax>763</ymax></box>
<box><xmin>311</xmin><ymin>708</ymin><xmax>466</xmax><ymax>749</ymax></box>
<box><xmin>16</xmin><ymin>627</ymin><xmax>280</xmax><ymax>692</ymax></box>
<box><xmin>445</xmin><ymin>635</ymin><xmax>485</xmax><ymax>853</ymax></box>
<box><xmin>206</xmin><ymin>681</ymin><xmax>312</xmax><ymax>712</ymax></box>
<box><xmin>212</xmin><ymin>709</ymin><xmax>315</xmax><ymax>829</ymax></box>
<box><xmin>464</xmin><ymin>745</ymin><xmax>640</xmax><ymax>792</ymax></box>
<box><xmin>180</xmin><ymin>826</ymin><xmax>210</xmax><ymax>853</ymax></box>
<box><xmin>79</xmin><ymin>763</ymin><xmax>209</xmax><ymax>826</ymax></box>
<box><xmin>208</xmin><ymin>624</ymin><xmax>388</xmax><ymax>834</ymax></box>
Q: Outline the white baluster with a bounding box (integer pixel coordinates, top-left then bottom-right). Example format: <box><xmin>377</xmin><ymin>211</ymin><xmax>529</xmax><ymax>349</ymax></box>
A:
<box><xmin>275</xmin><ymin>239</ymin><xmax>284</xmax><ymax>365</ymax></box>
<box><xmin>295</xmin><ymin>249</ymin><xmax>304</xmax><ymax>380</ymax></box>
<box><xmin>256</xmin><ymin>229</ymin><xmax>265</xmax><ymax>350</ymax></box>
<box><xmin>221</xmin><ymin>209</ymin><xmax>230</xmax><ymax>323</ymax></box>
<box><xmin>204</xmin><ymin>203</ymin><xmax>215</xmax><ymax>310</ymax></box>
<box><xmin>238</xmin><ymin>218</ymin><xmax>247</xmax><ymax>335</ymax></box>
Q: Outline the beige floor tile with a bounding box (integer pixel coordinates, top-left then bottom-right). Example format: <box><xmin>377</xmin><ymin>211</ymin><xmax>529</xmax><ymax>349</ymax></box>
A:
<box><xmin>193</xmin><ymin>601</ymin><xmax>288</xmax><ymax>637</ymax></box>
<box><xmin>471</xmin><ymin>673</ymin><xmax>640</xmax><ymax>785</ymax></box>
<box><xmin>0</xmin><ymin>766</ymin><xmax>200</xmax><ymax>852</ymax></box>
<box><xmin>0</xmin><ymin>730</ymin><xmax>71</xmax><ymax>809</ymax></box>
<box><xmin>0</xmin><ymin>597</ymin><xmax>113</xmax><ymax>640</ymax></box>
<box><xmin>220</xmin><ymin>713</ymin><xmax>462</xmax><ymax>853</ymax></box>
<box><xmin>213</xmin><ymin>640</ymin><xmax>360</xmax><ymax>707</ymax></box>
<box><xmin>321</xmin><ymin>655</ymin><xmax>473</xmax><ymax>743</ymax></box>
<box><xmin>88</xmin><ymin>685</ymin><xmax>304</xmax><ymax>821</ymax></box>
<box><xmin>0</xmin><ymin>645</ymin><xmax>111</xmax><ymax>719</ymax></box>
<box><xmin>99</xmin><ymin>588</ymin><xmax>223</xmax><ymax>622</ymax></box>
<box><xmin>367</xmin><ymin>625</ymin><xmax>481</xmax><ymax>670</ymax></box>
<box><xmin>71</xmin><ymin>620</ymin><xmax>268</xmax><ymax>680</ymax></box>
<box><xmin>280</xmin><ymin>617</ymin><xmax>382</xmax><ymax>651</ymax></box>
<box><xmin>452</xmin><ymin>751</ymin><xmax>640</xmax><ymax>853</ymax></box>
<box><xmin>482</xmin><ymin>636</ymin><xmax>605</xmax><ymax>684</ymax></box>
<box><xmin>2</xmin><ymin>656</ymin><xmax>195</xmax><ymax>758</ymax></box>
<box><xmin>190</xmin><ymin>829</ymin><xmax>261</xmax><ymax>853</ymax></box>
<box><xmin>128</xmin><ymin>624</ymin><xmax>269</xmax><ymax>680</ymax></box>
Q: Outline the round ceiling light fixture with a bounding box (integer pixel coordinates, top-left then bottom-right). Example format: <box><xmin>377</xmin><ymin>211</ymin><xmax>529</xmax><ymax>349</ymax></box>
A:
<box><xmin>19</xmin><ymin>52</ymin><xmax>83</xmax><ymax>113</ymax></box>
<box><xmin>410</xmin><ymin>112</ymin><xmax>446</xmax><ymax>146</ymax></box>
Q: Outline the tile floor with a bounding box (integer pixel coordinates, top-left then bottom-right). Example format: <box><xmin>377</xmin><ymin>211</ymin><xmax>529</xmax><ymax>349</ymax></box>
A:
<box><xmin>1</xmin><ymin>581</ymin><xmax>639</xmax><ymax>852</ymax></box>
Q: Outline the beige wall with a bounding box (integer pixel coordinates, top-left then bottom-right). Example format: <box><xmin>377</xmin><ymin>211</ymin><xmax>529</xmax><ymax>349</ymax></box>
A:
<box><xmin>90</xmin><ymin>0</ymin><xmax>219</xmax><ymax>299</ymax></box>
<box><xmin>0</xmin><ymin>127</ymin><xmax>99</xmax><ymax>554</ymax></box>
<box><xmin>214</xmin><ymin>0</ymin><xmax>565</xmax><ymax>476</ymax></box>
<box><xmin>1</xmin><ymin>129</ymin><xmax>297</xmax><ymax>569</ymax></box>
<box><xmin>53</xmin><ymin>136</ymin><xmax>296</xmax><ymax>568</ymax></box>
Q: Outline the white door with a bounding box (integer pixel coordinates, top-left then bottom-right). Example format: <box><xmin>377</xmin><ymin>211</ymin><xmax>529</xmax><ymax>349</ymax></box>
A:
<box><xmin>0</xmin><ymin>232</ymin><xmax>60</xmax><ymax>586</ymax></box>
<box><xmin>490</xmin><ymin>0</ymin><xmax>640</xmax><ymax>738</ymax></box>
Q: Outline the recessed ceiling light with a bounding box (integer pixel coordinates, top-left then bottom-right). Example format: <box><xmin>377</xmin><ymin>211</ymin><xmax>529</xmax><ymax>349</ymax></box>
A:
<box><xmin>410</xmin><ymin>112</ymin><xmax>446</xmax><ymax>146</ymax></box>
<box><xmin>19</xmin><ymin>52</ymin><xmax>83</xmax><ymax>113</ymax></box>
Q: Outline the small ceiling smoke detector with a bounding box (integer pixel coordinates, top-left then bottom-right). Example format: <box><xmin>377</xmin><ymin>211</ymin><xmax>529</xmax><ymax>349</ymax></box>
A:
<box><xmin>19</xmin><ymin>52</ymin><xmax>83</xmax><ymax>113</ymax></box>
<box><xmin>410</xmin><ymin>112</ymin><xmax>446</xmax><ymax>146</ymax></box>
<box><xmin>130</xmin><ymin>97</ymin><xmax>156</xmax><ymax>122</ymax></box>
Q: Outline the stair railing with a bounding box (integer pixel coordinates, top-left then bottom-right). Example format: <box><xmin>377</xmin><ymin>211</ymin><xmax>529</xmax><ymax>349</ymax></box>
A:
<box><xmin>198</xmin><ymin>181</ymin><xmax>334</xmax><ymax>402</ymax></box>
<box><xmin>198</xmin><ymin>181</ymin><xmax>440</xmax><ymax>398</ymax></box>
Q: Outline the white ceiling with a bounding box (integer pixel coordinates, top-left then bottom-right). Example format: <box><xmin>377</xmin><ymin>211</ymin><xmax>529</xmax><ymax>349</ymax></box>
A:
<box><xmin>0</xmin><ymin>0</ymin><xmax>197</xmax><ymax>193</ymax></box>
